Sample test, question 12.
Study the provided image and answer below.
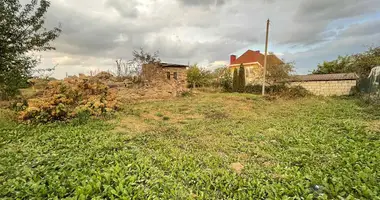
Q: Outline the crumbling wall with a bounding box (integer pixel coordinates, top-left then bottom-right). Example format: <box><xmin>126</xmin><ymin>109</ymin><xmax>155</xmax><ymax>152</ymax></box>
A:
<box><xmin>141</xmin><ymin>64</ymin><xmax>188</xmax><ymax>96</ymax></box>
<box><xmin>115</xmin><ymin>64</ymin><xmax>188</xmax><ymax>101</ymax></box>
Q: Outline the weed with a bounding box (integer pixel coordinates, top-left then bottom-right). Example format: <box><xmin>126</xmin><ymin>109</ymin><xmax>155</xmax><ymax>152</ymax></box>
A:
<box><xmin>181</xmin><ymin>90</ymin><xmax>193</xmax><ymax>97</ymax></box>
<box><xmin>204</xmin><ymin>109</ymin><xmax>228</xmax><ymax>119</ymax></box>
<box><xmin>155</xmin><ymin>112</ymin><xmax>164</xmax><ymax>117</ymax></box>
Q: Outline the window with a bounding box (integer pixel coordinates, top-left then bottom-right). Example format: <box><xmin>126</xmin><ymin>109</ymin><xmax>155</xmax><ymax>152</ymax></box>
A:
<box><xmin>166</xmin><ymin>72</ymin><xmax>171</xmax><ymax>80</ymax></box>
<box><xmin>173</xmin><ymin>72</ymin><xmax>178</xmax><ymax>80</ymax></box>
<box><xmin>246</xmin><ymin>68</ymin><xmax>254</xmax><ymax>78</ymax></box>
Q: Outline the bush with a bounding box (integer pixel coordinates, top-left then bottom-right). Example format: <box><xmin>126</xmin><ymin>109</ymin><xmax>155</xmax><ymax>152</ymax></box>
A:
<box><xmin>280</xmin><ymin>86</ymin><xmax>310</xmax><ymax>98</ymax></box>
<box><xmin>245</xmin><ymin>84</ymin><xmax>310</xmax><ymax>99</ymax></box>
<box><xmin>244</xmin><ymin>84</ymin><xmax>263</xmax><ymax>94</ymax></box>
<box><xmin>187</xmin><ymin>65</ymin><xmax>213</xmax><ymax>88</ymax></box>
<box><xmin>232</xmin><ymin>68</ymin><xmax>239</xmax><ymax>92</ymax></box>
<box><xmin>238</xmin><ymin>64</ymin><xmax>245</xmax><ymax>93</ymax></box>
<box><xmin>181</xmin><ymin>90</ymin><xmax>193</xmax><ymax>97</ymax></box>
<box><xmin>219</xmin><ymin>70</ymin><xmax>233</xmax><ymax>92</ymax></box>
<box><xmin>19</xmin><ymin>74</ymin><xmax>120</xmax><ymax>123</ymax></box>
<box><xmin>95</xmin><ymin>72</ymin><xmax>116</xmax><ymax>81</ymax></box>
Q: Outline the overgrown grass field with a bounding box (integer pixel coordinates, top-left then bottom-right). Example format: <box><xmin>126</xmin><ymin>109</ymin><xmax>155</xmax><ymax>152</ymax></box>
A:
<box><xmin>1</xmin><ymin>92</ymin><xmax>379</xmax><ymax>199</ymax></box>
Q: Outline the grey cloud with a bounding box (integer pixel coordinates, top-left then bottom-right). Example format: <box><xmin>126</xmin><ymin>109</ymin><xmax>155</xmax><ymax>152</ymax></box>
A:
<box><xmin>288</xmin><ymin>0</ymin><xmax>380</xmax><ymax>45</ymax></box>
<box><xmin>340</xmin><ymin>20</ymin><xmax>380</xmax><ymax>38</ymax></box>
<box><xmin>33</xmin><ymin>0</ymin><xmax>380</xmax><ymax>78</ymax></box>
<box><xmin>45</xmin><ymin>1</ymin><xmax>162</xmax><ymax>59</ymax></box>
<box><xmin>284</xmin><ymin>32</ymin><xmax>380</xmax><ymax>74</ymax></box>
<box><xmin>178</xmin><ymin>0</ymin><xmax>226</xmax><ymax>7</ymax></box>
<box><xmin>295</xmin><ymin>0</ymin><xmax>380</xmax><ymax>22</ymax></box>
<box><xmin>105</xmin><ymin>0</ymin><xmax>139</xmax><ymax>18</ymax></box>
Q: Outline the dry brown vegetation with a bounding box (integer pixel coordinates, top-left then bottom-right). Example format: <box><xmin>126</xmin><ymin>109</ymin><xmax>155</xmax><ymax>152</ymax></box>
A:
<box><xmin>18</xmin><ymin>74</ymin><xmax>119</xmax><ymax>123</ymax></box>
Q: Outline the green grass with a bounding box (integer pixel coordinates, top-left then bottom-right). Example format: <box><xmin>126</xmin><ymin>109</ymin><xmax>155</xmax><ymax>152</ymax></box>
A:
<box><xmin>1</xmin><ymin>93</ymin><xmax>379</xmax><ymax>199</ymax></box>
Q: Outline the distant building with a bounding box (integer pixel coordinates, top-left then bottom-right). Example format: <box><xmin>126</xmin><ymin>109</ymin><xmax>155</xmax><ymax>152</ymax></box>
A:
<box><xmin>229</xmin><ymin>50</ymin><xmax>283</xmax><ymax>85</ymax></box>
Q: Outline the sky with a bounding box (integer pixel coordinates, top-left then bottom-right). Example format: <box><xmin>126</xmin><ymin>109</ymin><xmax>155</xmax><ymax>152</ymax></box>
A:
<box><xmin>28</xmin><ymin>0</ymin><xmax>380</xmax><ymax>78</ymax></box>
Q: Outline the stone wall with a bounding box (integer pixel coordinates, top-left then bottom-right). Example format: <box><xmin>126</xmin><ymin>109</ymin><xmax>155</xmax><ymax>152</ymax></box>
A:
<box><xmin>289</xmin><ymin>80</ymin><xmax>357</xmax><ymax>96</ymax></box>
<box><xmin>162</xmin><ymin>67</ymin><xmax>187</xmax><ymax>89</ymax></box>
<box><xmin>141</xmin><ymin>64</ymin><xmax>188</xmax><ymax>97</ymax></box>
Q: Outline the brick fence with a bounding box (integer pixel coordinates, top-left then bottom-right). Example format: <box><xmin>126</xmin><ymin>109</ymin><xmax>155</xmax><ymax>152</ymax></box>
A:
<box><xmin>287</xmin><ymin>73</ymin><xmax>358</xmax><ymax>96</ymax></box>
<box><xmin>289</xmin><ymin>80</ymin><xmax>357</xmax><ymax>96</ymax></box>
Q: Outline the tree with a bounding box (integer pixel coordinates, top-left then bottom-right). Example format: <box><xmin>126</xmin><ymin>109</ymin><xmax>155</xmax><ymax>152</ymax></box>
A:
<box><xmin>132</xmin><ymin>48</ymin><xmax>160</xmax><ymax>65</ymax></box>
<box><xmin>352</xmin><ymin>46</ymin><xmax>380</xmax><ymax>77</ymax></box>
<box><xmin>238</xmin><ymin>64</ymin><xmax>245</xmax><ymax>92</ymax></box>
<box><xmin>125</xmin><ymin>48</ymin><xmax>161</xmax><ymax>76</ymax></box>
<box><xmin>187</xmin><ymin>65</ymin><xmax>201</xmax><ymax>88</ymax></box>
<box><xmin>312</xmin><ymin>55</ymin><xmax>354</xmax><ymax>75</ymax></box>
<box><xmin>267</xmin><ymin>62</ymin><xmax>295</xmax><ymax>83</ymax></box>
<box><xmin>0</xmin><ymin>0</ymin><xmax>61</xmax><ymax>99</ymax></box>
<box><xmin>187</xmin><ymin>64</ymin><xmax>212</xmax><ymax>88</ymax></box>
<box><xmin>214</xmin><ymin>67</ymin><xmax>233</xmax><ymax>92</ymax></box>
<box><xmin>232</xmin><ymin>68</ymin><xmax>239</xmax><ymax>92</ymax></box>
<box><xmin>312</xmin><ymin>46</ymin><xmax>380</xmax><ymax>77</ymax></box>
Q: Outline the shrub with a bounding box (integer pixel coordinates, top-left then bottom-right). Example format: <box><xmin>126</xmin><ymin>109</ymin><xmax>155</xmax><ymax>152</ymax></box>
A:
<box><xmin>187</xmin><ymin>64</ymin><xmax>213</xmax><ymax>88</ymax></box>
<box><xmin>280</xmin><ymin>86</ymin><xmax>310</xmax><ymax>98</ymax></box>
<box><xmin>19</xmin><ymin>74</ymin><xmax>120</xmax><ymax>123</ymax></box>
<box><xmin>245</xmin><ymin>84</ymin><xmax>310</xmax><ymax>99</ymax></box>
<box><xmin>244</xmin><ymin>84</ymin><xmax>263</xmax><ymax>94</ymax></box>
<box><xmin>232</xmin><ymin>68</ymin><xmax>239</xmax><ymax>92</ymax></box>
<box><xmin>71</xmin><ymin>110</ymin><xmax>91</xmax><ymax>126</ymax></box>
<box><xmin>238</xmin><ymin>64</ymin><xmax>245</xmax><ymax>92</ymax></box>
<box><xmin>181</xmin><ymin>90</ymin><xmax>193</xmax><ymax>97</ymax></box>
<box><xmin>219</xmin><ymin>69</ymin><xmax>233</xmax><ymax>92</ymax></box>
<box><xmin>95</xmin><ymin>71</ymin><xmax>116</xmax><ymax>81</ymax></box>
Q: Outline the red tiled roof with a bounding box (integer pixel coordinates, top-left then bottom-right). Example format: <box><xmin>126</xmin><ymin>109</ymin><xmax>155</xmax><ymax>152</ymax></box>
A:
<box><xmin>230</xmin><ymin>50</ymin><xmax>283</xmax><ymax>66</ymax></box>
<box><xmin>231</xmin><ymin>50</ymin><xmax>261</xmax><ymax>65</ymax></box>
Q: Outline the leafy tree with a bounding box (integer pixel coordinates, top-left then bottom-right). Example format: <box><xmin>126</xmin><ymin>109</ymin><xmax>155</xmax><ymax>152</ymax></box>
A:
<box><xmin>238</xmin><ymin>64</ymin><xmax>245</xmax><ymax>92</ymax></box>
<box><xmin>352</xmin><ymin>46</ymin><xmax>380</xmax><ymax>77</ymax></box>
<box><xmin>0</xmin><ymin>0</ymin><xmax>61</xmax><ymax>99</ymax></box>
<box><xmin>312</xmin><ymin>55</ymin><xmax>354</xmax><ymax>75</ymax></box>
<box><xmin>267</xmin><ymin>61</ymin><xmax>295</xmax><ymax>83</ymax></box>
<box><xmin>212</xmin><ymin>67</ymin><xmax>227</xmax><ymax>78</ymax></box>
<box><xmin>214</xmin><ymin>67</ymin><xmax>233</xmax><ymax>92</ymax></box>
<box><xmin>312</xmin><ymin>46</ymin><xmax>380</xmax><ymax>77</ymax></box>
<box><xmin>187</xmin><ymin>64</ymin><xmax>212</xmax><ymax>88</ymax></box>
<box><xmin>187</xmin><ymin>65</ymin><xmax>201</xmax><ymax>88</ymax></box>
<box><xmin>232</xmin><ymin>68</ymin><xmax>239</xmax><ymax>92</ymax></box>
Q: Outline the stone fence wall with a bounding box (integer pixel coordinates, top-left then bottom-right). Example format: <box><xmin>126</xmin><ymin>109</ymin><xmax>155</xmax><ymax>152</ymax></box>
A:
<box><xmin>289</xmin><ymin>80</ymin><xmax>357</xmax><ymax>96</ymax></box>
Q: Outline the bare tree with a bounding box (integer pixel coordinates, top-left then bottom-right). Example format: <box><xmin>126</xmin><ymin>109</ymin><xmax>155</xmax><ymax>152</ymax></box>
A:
<box><xmin>132</xmin><ymin>48</ymin><xmax>161</xmax><ymax>65</ymax></box>
<box><xmin>114</xmin><ymin>48</ymin><xmax>161</xmax><ymax>79</ymax></box>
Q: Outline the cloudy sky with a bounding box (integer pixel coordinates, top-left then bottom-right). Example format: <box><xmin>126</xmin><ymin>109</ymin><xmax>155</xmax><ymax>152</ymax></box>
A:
<box><xmin>32</xmin><ymin>0</ymin><xmax>380</xmax><ymax>78</ymax></box>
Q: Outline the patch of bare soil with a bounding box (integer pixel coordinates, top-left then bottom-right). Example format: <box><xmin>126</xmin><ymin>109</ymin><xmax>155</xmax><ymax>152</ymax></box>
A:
<box><xmin>141</xmin><ymin>111</ymin><xmax>203</xmax><ymax>124</ymax></box>
<box><xmin>112</xmin><ymin>116</ymin><xmax>153</xmax><ymax>135</ymax></box>
<box><xmin>230</xmin><ymin>162</ymin><xmax>244</xmax><ymax>174</ymax></box>
<box><xmin>366</xmin><ymin>120</ymin><xmax>380</xmax><ymax>132</ymax></box>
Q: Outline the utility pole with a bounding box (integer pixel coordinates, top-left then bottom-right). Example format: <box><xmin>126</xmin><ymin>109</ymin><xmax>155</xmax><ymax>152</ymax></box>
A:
<box><xmin>262</xmin><ymin>19</ymin><xmax>270</xmax><ymax>96</ymax></box>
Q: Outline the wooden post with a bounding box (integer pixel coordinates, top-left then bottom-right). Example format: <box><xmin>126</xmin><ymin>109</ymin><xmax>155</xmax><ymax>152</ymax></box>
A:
<box><xmin>262</xmin><ymin>19</ymin><xmax>270</xmax><ymax>96</ymax></box>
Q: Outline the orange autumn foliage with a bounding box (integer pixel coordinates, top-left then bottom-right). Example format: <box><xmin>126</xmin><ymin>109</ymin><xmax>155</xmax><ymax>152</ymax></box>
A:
<box><xmin>19</xmin><ymin>74</ymin><xmax>120</xmax><ymax>123</ymax></box>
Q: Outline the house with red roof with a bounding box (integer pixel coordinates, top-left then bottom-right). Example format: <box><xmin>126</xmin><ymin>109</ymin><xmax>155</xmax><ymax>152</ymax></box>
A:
<box><xmin>229</xmin><ymin>50</ymin><xmax>283</xmax><ymax>84</ymax></box>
